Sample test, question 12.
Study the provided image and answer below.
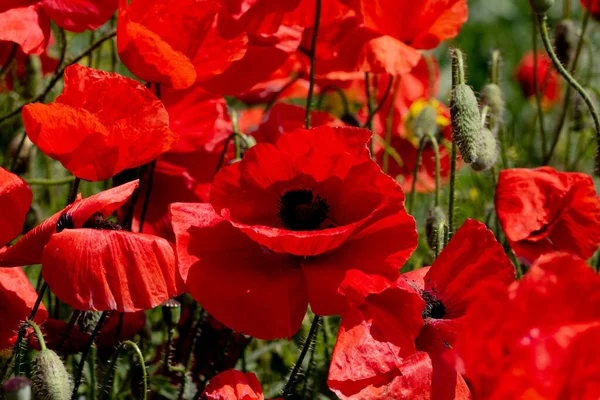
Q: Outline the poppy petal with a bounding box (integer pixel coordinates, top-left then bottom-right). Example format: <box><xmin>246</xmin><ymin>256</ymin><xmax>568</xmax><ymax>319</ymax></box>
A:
<box><xmin>0</xmin><ymin>5</ymin><xmax>50</xmax><ymax>55</ymax></box>
<box><xmin>170</xmin><ymin>203</ymin><xmax>308</xmax><ymax>340</ymax></box>
<box><xmin>41</xmin><ymin>0</ymin><xmax>117</xmax><ymax>32</ymax></box>
<box><xmin>203</xmin><ymin>369</ymin><xmax>265</xmax><ymax>400</ymax></box>
<box><xmin>0</xmin><ymin>167</ymin><xmax>32</xmax><ymax>247</ymax></box>
<box><xmin>42</xmin><ymin>229</ymin><xmax>181</xmax><ymax>312</ymax></box>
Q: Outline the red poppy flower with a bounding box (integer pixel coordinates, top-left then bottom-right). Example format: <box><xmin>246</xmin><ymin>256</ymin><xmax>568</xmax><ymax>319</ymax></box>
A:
<box><xmin>0</xmin><ymin>267</ymin><xmax>48</xmax><ymax>351</ymax></box>
<box><xmin>38</xmin><ymin>0</ymin><xmax>118</xmax><ymax>32</ymax></box>
<box><xmin>0</xmin><ymin>181</ymin><xmax>183</xmax><ymax>312</ymax></box>
<box><xmin>117</xmin><ymin>0</ymin><xmax>247</xmax><ymax>89</ymax></box>
<box><xmin>328</xmin><ymin>219</ymin><xmax>513</xmax><ymax>399</ymax></box>
<box><xmin>495</xmin><ymin>167</ymin><xmax>600</xmax><ymax>266</ymax></box>
<box><xmin>580</xmin><ymin>0</ymin><xmax>600</xmax><ymax>21</ymax></box>
<box><xmin>171</xmin><ymin>126</ymin><xmax>417</xmax><ymax>339</ymax></box>
<box><xmin>456</xmin><ymin>253</ymin><xmax>600</xmax><ymax>399</ymax></box>
<box><xmin>0</xmin><ymin>4</ymin><xmax>50</xmax><ymax>55</ymax></box>
<box><xmin>515</xmin><ymin>51</ymin><xmax>561</xmax><ymax>108</ymax></box>
<box><xmin>22</xmin><ymin>64</ymin><xmax>178</xmax><ymax>181</ymax></box>
<box><xmin>29</xmin><ymin>311</ymin><xmax>146</xmax><ymax>354</ymax></box>
<box><xmin>202</xmin><ymin>369</ymin><xmax>281</xmax><ymax>400</ymax></box>
<box><xmin>0</xmin><ymin>167</ymin><xmax>32</xmax><ymax>247</ymax></box>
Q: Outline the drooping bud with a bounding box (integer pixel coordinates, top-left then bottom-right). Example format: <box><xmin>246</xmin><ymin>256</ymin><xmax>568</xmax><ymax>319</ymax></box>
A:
<box><xmin>471</xmin><ymin>128</ymin><xmax>498</xmax><ymax>171</ymax></box>
<box><xmin>31</xmin><ymin>349</ymin><xmax>73</xmax><ymax>400</ymax></box>
<box><xmin>528</xmin><ymin>0</ymin><xmax>554</xmax><ymax>13</ymax></box>
<box><xmin>3</xmin><ymin>377</ymin><xmax>32</xmax><ymax>400</ymax></box>
<box><xmin>450</xmin><ymin>84</ymin><xmax>481</xmax><ymax>164</ymax></box>
<box><xmin>425</xmin><ymin>207</ymin><xmax>447</xmax><ymax>254</ymax></box>
<box><xmin>162</xmin><ymin>299</ymin><xmax>182</xmax><ymax>330</ymax></box>
<box><xmin>77</xmin><ymin>310</ymin><xmax>104</xmax><ymax>336</ymax></box>
<box><xmin>480</xmin><ymin>83</ymin><xmax>504</xmax><ymax>127</ymax></box>
<box><xmin>554</xmin><ymin>19</ymin><xmax>577</xmax><ymax>67</ymax></box>
<box><xmin>412</xmin><ymin>105</ymin><xmax>439</xmax><ymax>140</ymax></box>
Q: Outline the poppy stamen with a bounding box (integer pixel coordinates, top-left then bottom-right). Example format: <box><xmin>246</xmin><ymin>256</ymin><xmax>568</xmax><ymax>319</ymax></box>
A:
<box><xmin>56</xmin><ymin>213</ymin><xmax>74</xmax><ymax>233</ymax></box>
<box><xmin>421</xmin><ymin>290</ymin><xmax>446</xmax><ymax>319</ymax></box>
<box><xmin>277</xmin><ymin>188</ymin><xmax>330</xmax><ymax>231</ymax></box>
<box><xmin>83</xmin><ymin>212</ymin><xmax>123</xmax><ymax>231</ymax></box>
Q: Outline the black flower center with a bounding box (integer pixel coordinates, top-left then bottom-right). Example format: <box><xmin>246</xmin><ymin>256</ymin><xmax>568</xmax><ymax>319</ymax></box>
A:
<box><xmin>55</xmin><ymin>212</ymin><xmax>122</xmax><ymax>232</ymax></box>
<box><xmin>420</xmin><ymin>290</ymin><xmax>446</xmax><ymax>319</ymax></box>
<box><xmin>277</xmin><ymin>188</ymin><xmax>330</xmax><ymax>231</ymax></box>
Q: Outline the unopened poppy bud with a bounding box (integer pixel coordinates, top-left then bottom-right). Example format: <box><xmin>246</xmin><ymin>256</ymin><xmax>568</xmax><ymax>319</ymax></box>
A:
<box><xmin>572</xmin><ymin>92</ymin><xmax>586</xmax><ymax>131</ymax></box>
<box><xmin>554</xmin><ymin>19</ymin><xmax>577</xmax><ymax>67</ymax></box>
<box><xmin>480</xmin><ymin>83</ymin><xmax>504</xmax><ymax>126</ymax></box>
<box><xmin>471</xmin><ymin>128</ymin><xmax>498</xmax><ymax>171</ymax></box>
<box><xmin>162</xmin><ymin>299</ymin><xmax>182</xmax><ymax>330</ymax></box>
<box><xmin>31</xmin><ymin>349</ymin><xmax>73</xmax><ymax>400</ymax></box>
<box><xmin>413</xmin><ymin>105</ymin><xmax>438</xmax><ymax>140</ymax></box>
<box><xmin>426</xmin><ymin>207</ymin><xmax>446</xmax><ymax>253</ymax></box>
<box><xmin>529</xmin><ymin>0</ymin><xmax>554</xmax><ymax>13</ymax></box>
<box><xmin>77</xmin><ymin>310</ymin><xmax>104</xmax><ymax>335</ymax></box>
<box><xmin>450</xmin><ymin>84</ymin><xmax>481</xmax><ymax>164</ymax></box>
<box><xmin>3</xmin><ymin>377</ymin><xmax>32</xmax><ymax>400</ymax></box>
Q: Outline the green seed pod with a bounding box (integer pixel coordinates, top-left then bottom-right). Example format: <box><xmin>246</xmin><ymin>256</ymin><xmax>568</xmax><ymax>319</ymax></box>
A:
<box><xmin>3</xmin><ymin>377</ymin><xmax>32</xmax><ymax>400</ymax></box>
<box><xmin>471</xmin><ymin>128</ymin><xmax>498</xmax><ymax>171</ymax></box>
<box><xmin>77</xmin><ymin>310</ymin><xmax>104</xmax><ymax>336</ymax></box>
<box><xmin>162</xmin><ymin>299</ymin><xmax>182</xmax><ymax>330</ymax></box>
<box><xmin>554</xmin><ymin>19</ymin><xmax>577</xmax><ymax>67</ymax></box>
<box><xmin>412</xmin><ymin>105</ymin><xmax>439</xmax><ymax>140</ymax></box>
<box><xmin>480</xmin><ymin>83</ymin><xmax>504</xmax><ymax>126</ymax></box>
<box><xmin>450</xmin><ymin>84</ymin><xmax>481</xmax><ymax>164</ymax></box>
<box><xmin>425</xmin><ymin>207</ymin><xmax>447</xmax><ymax>253</ymax></box>
<box><xmin>528</xmin><ymin>0</ymin><xmax>554</xmax><ymax>13</ymax></box>
<box><xmin>31</xmin><ymin>349</ymin><xmax>73</xmax><ymax>400</ymax></box>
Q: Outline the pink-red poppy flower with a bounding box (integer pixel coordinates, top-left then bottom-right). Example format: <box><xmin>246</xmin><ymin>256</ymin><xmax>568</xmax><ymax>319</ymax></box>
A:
<box><xmin>117</xmin><ymin>0</ymin><xmax>247</xmax><ymax>89</ymax></box>
<box><xmin>515</xmin><ymin>51</ymin><xmax>561</xmax><ymax>108</ymax></box>
<box><xmin>328</xmin><ymin>219</ymin><xmax>513</xmax><ymax>399</ymax></box>
<box><xmin>202</xmin><ymin>369</ymin><xmax>281</xmax><ymax>400</ymax></box>
<box><xmin>580</xmin><ymin>0</ymin><xmax>600</xmax><ymax>21</ymax></box>
<box><xmin>0</xmin><ymin>267</ymin><xmax>48</xmax><ymax>351</ymax></box>
<box><xmin>0</xmin><ymin>4</ymin><xmax>50</xmax><ymax>55</ymax></box>
<box><xmin>22</xmin><ymin>64</ymin><xmax>178</xmax><ymax>181</ymax></box>
<box><xmin>171</xmin><ymin>126</ymin><xmax>417</xmax><ymax>339</ymax></box>
<box><xmin>0</xmin><ymin>181</ymin><xmax>183</xmax><ymax>312</ymax></box>
<box><xmin>495</xmin><ymin>167</ymin><xmax>600</xmax><ymax>265</ymax></box>
<box><xmin>456</xmin><ymin>253</ymin><xmax>600</xmax><ymax>399</ymax></box>
<box><xmin>0</xmin><ymin>166</ymin><xmax>32</xmax><ymax>247</ymax></box>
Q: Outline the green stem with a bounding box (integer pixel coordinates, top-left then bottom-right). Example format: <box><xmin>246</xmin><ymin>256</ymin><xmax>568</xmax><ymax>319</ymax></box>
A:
<box><xmin>0</xmin><ymin>43</ymin><xmax>17</xmax><ymax>78</ymax></box>
<box><xmin>543</xmin><ymin>7</ymin><xmax>590</xmax><ymax>165</ymax></box>
<box><xmin>382</xmin><ymin>79</ymin><xmax>401</xmax><ymax>174</ymax></box>
<box><xmin>435</xmin><ymin>220</ymin><xmax>447</xmax><ymax>257</ymax></box>
<box><xmin>282</xmin><ymin>315</ymin><xmax>321</xmax><ymax>398</ymax></box>
<box><xmin>177</xmin><ymin>309</ymin><xmax>205</xmax><ymax>400</ymax></box>
<box><xmin>89</xmin><ymin>346</ymin><xmax>97</xmax><ymax>400</ymax></box>
<box><xmin>363</xmin><ymin>75</ymin><xmax>394</xmax><ymax>130</ymax></box>
<box><xmin>27</xmin><ymin>176</ymin><xmax>76</xmax><ymax>185</ymax></box>
<box><xmin>71</xmin><ymin>311</ymin><xmax>108</xmax><ymax>399</ymax></box>
<box><xmin>100</xmin><ymin>341</ymin><xmax>146</xmax><ymax>400</ymax></box>
<box><xmin>305</xmin><ymin>0</ymin><xmax>322</xmax><ymax>130</ymax></box>
<box><xmin>231</xmin><ymin>110</ymin><xmax>242</xmax><ymax>160</ymax></box>
<box><xmin>532</xmin><ymin>12</ymin><xmax>548</xmax><ymax>157</ymax></box>
<box><xmin>448</xmin><ymin>141</ymin><xmax>457</xmax><ymax>238</ymax></box>
<box><xmin>407</xmin><ymin>138</ymin><xmax>426</xmax><ymax>215</ymax></box>
<box><xmin>451</xmin><ymin>49</ymin><xmax>465</xmax><ymax>86</ymax></box>
<box><xmin>538</xmin><ymin>14</ymin><xmax>600</xmax><ymax>173</ymax></box>
<box><xmin>67</xmin><ymin>177</ymin><xmax>81</xmax><ymax>205</ymax></box>
<box><xmin>57</xmin><ymin>310</ymin><xmax>80</xmax><ymax>353</ymax></box>
<box><xmin>25</xmin><ymin>320</ymin><xmax>47</xmax><ymax>351</ymax></box>
<box><xmin>215</xmin><ymin>133</ymin><xmax>249</xmax><ymax>173</ymax></box>
<box><xmin>490</xmin><ymin>50</ymin><xmax>501</xmax><ymax>85</ymax></box>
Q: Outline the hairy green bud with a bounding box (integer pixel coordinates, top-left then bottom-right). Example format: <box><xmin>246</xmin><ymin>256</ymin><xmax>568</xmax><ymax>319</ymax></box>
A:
<box><xmin>555</xmin><ymin>19</ymin><xmax>577</xmax><ymax>67</ymax></box>
<box><xmin>77</xmin><ymin>310</ymin><xmax>104</xmax><ymax>336</ymax></box>
<box><xmin>528</xmin><ymin>0</ymin><xmax>554</xmax><ymax>13</ymax></box>
<box><xmin>480</xmin><ymin>83</ymin><xmax>504</xmax><ymax>126</ymax></box>
<box><xmin>412</xmin><ymin>105</ymin><xmax>438</xmax><ymax>140</ymax></box>
<box><xmin>162</xmin><ymin>299</ymin><xmax>182</xmax><ymax>330</ymax></box>
<box><xmin>3</xmin><ymin>377</ymin><xmax>32</xmax><ymax>400</ymax></box>
<box><xmin>450</xmin><ymin>84</ymin><xmax>481</xmax><ymax>164</ymax></box>
<box><xmin>425</xmin><ymin>207</ymin><xmax>447</xmax><ymax>253</ymax></box>
<box><xmin>31</xmin><ymin>349</ymin><xmax>73</xmax><ymax>400</ymax></box>
<box><xmin>471</xmin><ymin>128</ymin><xmax>498</xmax><ymax>171</ymax></box>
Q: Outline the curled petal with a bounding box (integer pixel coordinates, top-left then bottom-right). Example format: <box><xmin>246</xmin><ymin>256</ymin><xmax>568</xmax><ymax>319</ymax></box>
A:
<box><xmin>0</xmin><ymin>167</ymin><xmax>32</xmax><ymax>247</ymax></box>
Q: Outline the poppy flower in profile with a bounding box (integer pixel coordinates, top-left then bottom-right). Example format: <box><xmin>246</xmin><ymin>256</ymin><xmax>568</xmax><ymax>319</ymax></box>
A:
<box><xmin>515</xmin><ymin>51</ymin><xmax>561</xmax><ymax>108</ymax></box>
<box><xmin>456</xmin><ymin>253</ymin><xmax>600</xmax><ymax>399</ymax></box>
<box><xmin>495</xmin><ymin>167</ymin><xmax>600</xmax><ymax>266</ymax></box>
<box><xmin>22</xmin><ymin>64</ymin><xmax>178</xmax><ymax>181</ymax></box>
<box><xmin>0</xmin><ymin>166</ymin><xmax>32</xmax><ymax>247</ymax></box>
<box><xmin>202</xmin><ymin>369</ymin><xmax>281</xmax><ymax>400</ymax></box>
<box><xmin>0</xmin><ymin>267</ymin><xmax>48</xmax><ymax>351</ymax></box>
<box><xmin>171</xmin><ymin>126</ymin><xmax>417</xmax><ymax>340</ymax></box>
<box><xmin>117</xmin><ymin>0</ymin><xmax>248</xmax><ymax>89</ymax></box>
<box><xmin>328</xmin><ymin>219</ymin><xmax>513</xmax><ymax>399</ymax></box>
<box><xmin>0</xmin><ymin>181</ymin><xmax>183</xmax><ymax>312</ymax></box>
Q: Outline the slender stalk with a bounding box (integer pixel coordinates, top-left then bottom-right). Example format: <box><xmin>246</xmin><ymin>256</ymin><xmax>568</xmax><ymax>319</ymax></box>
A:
<box><xmin>57</xmin><ymin>310</ymin><xmax>81</xmax><ymax>353</ymax></box>
<box><xmin>427</xmin><ymin>134</ymin><xmax>441</xmax><ymax>207</ymax></box>
<box><xmin>89</xmin><ymin>346</ymin><xmax>97</xmax><ymax>400</ymax></box>
<box><xmin>100</xmin><ymin>341</ymin><xmax>147</xmax><ymax>400</ymax></box>
<box><xmin>448</xmin><ymin>142</ymin><xmax>458</xmax><ymax>238</ymax></box>
<box><xmin>176</xmin><ymin>309</ymin><xmax>205</xmax><ymax>400</ymax></box>
<box><xmin>9</xmin><ymin>133</ymin><xmax>27</xmax><ymax>173</ymax></box>
<box><xmin>231</xmin><ymin>110</ymin><xmax>242</xmax><ymax>160</ymax></box>
<box><xmin>543</xmin><ymin>7</ymin><xmax>590</xmax><ymax>165</ymax></box>
<box><xmin>71</xmin><ymin>311</ymin><xmax>109</xmax><ymax>399</ymax></box>
<box><xmin>365</xmin><ymin>72</ymin><xmax>375</xmax><ymax>155</ymax></box>
<box><xmin>67</xmin><ymin>177</ymin><xmax>81</xmax><ymax>205</ymax></box>
<box><xmin>0</xmin><ymin>30</ymin><xmax>116</xmax><ymax>124</ymax></box>
<box><xmin>113</xmin><ymin>312</ymin><xmax>124</xmax><ymax>347</ymax></box>
<box><xmin>363</xmin><ymin>75</ymin><xmax>394</xmax><ymax>129</ymax></box>
<box><xmin>282</xmin><ymin>315</ymin><xmax>321</xmax><ymax>398</ymax></box>
<box><xmin>25</xmin><ymin>320</ymin><xmax>47</xmax><ymax>351</ymax></box>
<box><xmin>0</xmin><ymin>43</ymin><xmax>17</xmax><ymax>78</ymax></box>
<box><xmin>382</xmin><ymin>79</ymin><xmax>401</xmax><ymax>173</ymax></box>
<box><xmin>538</xmin><ymin>14</ymin><xmax>600</xmax><ymax>173</ymax></box>
<box><xmin>27</xmin><ymin>176</ymin><xmax>76</xmax><ymax>185</ymax></box>
<box><xmin>215</xmin><ymin>133</ymin><xmax>249</xmax><ymax>173</ymax></box>
<box><xmin>137</xmin><ymin>159</ymin><xmax>155</xmax><ymax>233</ymax></box>
<box><xmin>407</xmin><ymin>139</ymin><xmax>426</xmax><ymax>215</ymax></box>
<box><xmin>435</xmin><ymin>220</ymin><xmax>447</xmax><ymax>257</ymax></box>
<box><xmin>305</xmin><ymin>0</ymin><xmax>322</xmax><ymax>129</ymax></box>
<box><xmin>407</xmin><ymin>134</ymin><xmax>440</xmax><ymax>212</ymax></box>
<box><xmin>532</xmin><ymin>12</ymin><xmax>548</xmax><ymax>156</ymax></box>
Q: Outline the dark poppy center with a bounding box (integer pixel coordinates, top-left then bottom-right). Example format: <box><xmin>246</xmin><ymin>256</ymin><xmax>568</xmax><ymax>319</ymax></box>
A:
<box><xmin>277</xmin><ymin>188</ymin><xmax>330</xmax><ymax>231</ymax></box>
<box><xmin>420</xmin><ymin>290</ymin><xmax>446</xmax><ymax>319</ymax></box>
<box><xmin>55</xmin><ymin>212</ymin><xmax>122</xmax><ymax>232</ymax></box>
